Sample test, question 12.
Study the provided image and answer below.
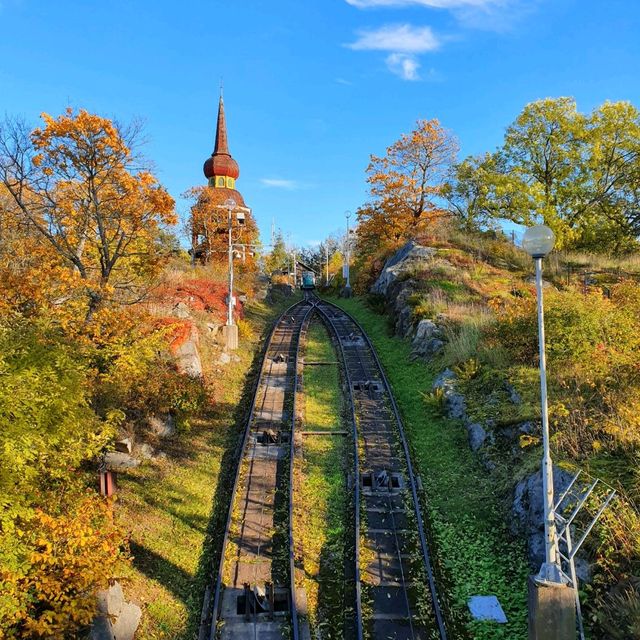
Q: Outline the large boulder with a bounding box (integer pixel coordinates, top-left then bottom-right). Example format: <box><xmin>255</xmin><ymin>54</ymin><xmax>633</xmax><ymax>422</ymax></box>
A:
<box><xmin>411</xmin><ymin>319</ymin><xmax>444</xmax><ymax>359</ymax></box>
<box><xmin>371</xmin><ymin>241</ymin><xmax>436</xmax><ymax>297</ymax></box>
<box><xmin>91</xmin><ymin>581</ymin><xmax>141</xmax><ymax>640</ymax></box>
<box><xmin>511</xmin><ymin>467</ymin><xmax>576</xmax><ymax>569</ymax></box>
<box><xmin>387</xmin><ymin>278</ymin><xmax>420</xmax><ymax>337</ymax></box>
<box><xmin>174</xmin><ymin>325</ymin><xmax>203</xmax><ymax>378</ymax></box>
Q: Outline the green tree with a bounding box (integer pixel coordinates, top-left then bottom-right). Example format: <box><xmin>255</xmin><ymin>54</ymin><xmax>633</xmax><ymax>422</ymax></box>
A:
<box><xmin>265</xmin><ymin>231</ymin><xmax>290</xmax><ymax>274</ymax></box>
<box><xmin>452</xmin><ymin>98</ymin><xmax>640</xmax><ymax>253</ymax></box>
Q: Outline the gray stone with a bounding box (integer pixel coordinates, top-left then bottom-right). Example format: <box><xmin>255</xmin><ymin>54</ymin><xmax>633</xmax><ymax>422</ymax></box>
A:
<box><xmin>92</xmin><ymin>581</ymin><xmax>141</xmax><ymax>640</ymax></box>
<box><xmin>111</xmin><ymin>602</ymin><xmax>141</xmax><ymax>640</ymax></box>
<box><xmin>518</xmin><ymin>421</ymin><xmax>536</xmax><ymax>435</ymax></box>
<box><xmin>115</xmin><ymin>438</ymin><xmax>132</xmax><ymax>454</ymax></box>
<box><xmin>97</xmin><ymin>581</ymin><xmax>124</xmax><ymax>617</ymax></box>
<box><xmin>104</xmin><ymin>451</ymin><xmax>140</xmax><ymax>471</ymax></box>
<box><xmin>512</xmin><ymin>466</ymin><xmax>576</xmax><ymax>568</ymax></box>
<box><xmin>217</xmin><ymin>351</ymin><xmax>232</xmax><ymax>365</ymax></box>
<box><xmin>468</xmin><ymin>423</ymin><xmax>487</xmax><ymax>451</ymax></box>
<box><xmin>90</xmin><ymin>616</ymin><xmax>115</xmax><ymax>640</ymax></box>
<box><xmin>411</xmin><ymin>320</ymin><xmax>445</xmax><ymax>359</ymax></box>
<box><xmin>468</xmin><ymin>595</ymin><xmax>508</xmax><ymax>623</ymax></box>
<box><xmin>139</xmin><ymin>443</ymin><xmax>155</xmax><ymax>459</ymax></box>
<box><xmin>433</xmin><ymin>368</ymin><xmax>456</xmax><ymax>390</ymax></box>
<box><xmin>175</xmin><ymin>330</ymin><xmax>203</xmax><ymax>378</ymax></box>
<box><xmin>148</xmin><ymin>413</ymin><xmax>176</xmax><ymax>438</ymax></box>
<box><xmin>371</xmin><ymin>241</ymin><xmax>436</xmax><ymax>296</ymax></box>
<box><xmin>173</xmin><ymin>301</ymin><xmax>191</xmax><ymax>319</ymax></box>
<box><xmin>574</xmin><ymin>557</ymin><xmax>592</xmax><ymax>583</ymax></box>
<box><xmin>413</xmin><ymin>319</ymin><xmax>440</xmax><ymax>343</ymax></box>
<box><xmin>446</xmin><ymin>391</ymin><xmax>466</xmax><ymax>420</ymax></box>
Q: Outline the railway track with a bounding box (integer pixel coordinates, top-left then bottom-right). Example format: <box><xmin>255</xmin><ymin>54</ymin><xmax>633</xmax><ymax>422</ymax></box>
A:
<box><xmin>206</xmin><ymin>296</ymin><xmax>314</xmax><ymax>640</ymax></box>
<box><xmin>204</xmin><ymin>292</ymin><xmax>446</xmax><ymax>640</ymax></box>
<box><xmin>314</xmin><ymin>297</ymin><xmax>447</xmax><ymax>640</ymax></box>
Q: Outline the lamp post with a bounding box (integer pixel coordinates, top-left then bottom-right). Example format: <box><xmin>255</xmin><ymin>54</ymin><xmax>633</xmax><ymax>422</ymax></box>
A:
<box><xmin>522</xmin><ymin>224</ymin><xmax>562</xmax><ymax>585</ymax></box>
<box><xmin>216</xmin><ymin>197</ymin><xmax>249</xmax><ymax>350</ymax></box>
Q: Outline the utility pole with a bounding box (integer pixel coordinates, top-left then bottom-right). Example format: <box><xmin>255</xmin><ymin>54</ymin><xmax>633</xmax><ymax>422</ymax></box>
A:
<box><xmin>342</xmin><ymin>210</ymin><xmax>352</xmax><ymax>297</ymax></box>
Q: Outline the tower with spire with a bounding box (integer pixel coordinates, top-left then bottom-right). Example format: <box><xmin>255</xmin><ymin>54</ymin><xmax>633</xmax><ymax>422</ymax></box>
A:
<box><xmin>190</xmin><ymin>94</ymin><xmax>257</xmax><ymax>264</ymax></box>
<box><xmin>202</xmin><ymin>94</ymin><xmax>245</xmax><ymax>206</ymax></box>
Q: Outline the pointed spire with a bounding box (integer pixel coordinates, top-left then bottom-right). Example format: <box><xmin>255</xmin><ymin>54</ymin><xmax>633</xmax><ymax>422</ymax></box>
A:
<box><xmin>214</xmin><ymin>95</ymin><xmax>229</xmax><ymax>156</ymax></box>
<box><xmin>203</xmin><ymin>93</ymin><xmax>240</xmax><ymax>181</ymax></box>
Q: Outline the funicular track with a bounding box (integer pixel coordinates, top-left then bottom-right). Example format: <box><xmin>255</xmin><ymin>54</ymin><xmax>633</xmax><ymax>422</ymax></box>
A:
<box><xmin>206</xmin><ymin>295</ymin><xmax>315</xmax><ymax>640</ymax></box>
<box><xmin>314</xmin><ymin>296</ymin><xmax>448</xmax><ymax>640</ymax></box>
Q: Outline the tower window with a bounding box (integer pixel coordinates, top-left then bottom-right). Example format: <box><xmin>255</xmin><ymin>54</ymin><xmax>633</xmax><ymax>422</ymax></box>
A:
<box><xmin>226</xmin><ymin>177</ymin><xmax>235</xmax><ymax>188</ymax></box>
<box><xmin>216</xmin><ymin>177</ymin><xmax>225</xmax><ymax>187</ymax></box>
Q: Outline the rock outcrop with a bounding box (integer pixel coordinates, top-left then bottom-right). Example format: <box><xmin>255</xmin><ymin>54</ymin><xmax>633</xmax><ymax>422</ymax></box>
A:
<box><xmin>371</xmin><ymin>241</ymin><xmax>436</xmax><ymax>297</ymax></box>
<box><xmin>91</xmin><ymin>581</ymin><xmax>141</xmax><ymax>640</ymax></box>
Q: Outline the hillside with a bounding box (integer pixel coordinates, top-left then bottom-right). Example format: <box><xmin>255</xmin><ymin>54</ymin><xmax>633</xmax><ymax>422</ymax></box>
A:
<box><xmin>339</xmin><ymin>229</ymin><xmax>640</xmax><ymax>638</ymax></box>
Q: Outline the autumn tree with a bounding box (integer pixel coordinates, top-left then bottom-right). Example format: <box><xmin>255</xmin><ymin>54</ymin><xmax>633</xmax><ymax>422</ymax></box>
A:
<box><xmin>451</xmin><ymin>98</ymin><xmax>640</xmax><ymax>252</ymax></box>
<box><xmin>355</xmin><ymin>119</ymin><xmax>458</xmax><ymax>279</ymax></box>
<box><xmin>0</xmin><ymin>109</ymin><xmax>176</xmax><ymax>320</ymax></box>
<box><xmin>185</xmin><ymin>185</ymin><xmax>259</xmax><ymax>269</ymax></box>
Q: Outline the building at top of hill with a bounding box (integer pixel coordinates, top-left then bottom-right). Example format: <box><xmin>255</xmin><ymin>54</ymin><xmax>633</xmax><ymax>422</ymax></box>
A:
<box><xmin>190</xmin><ymin>94</ymin><xmax>258</xmax><ymax>265</ymax></box>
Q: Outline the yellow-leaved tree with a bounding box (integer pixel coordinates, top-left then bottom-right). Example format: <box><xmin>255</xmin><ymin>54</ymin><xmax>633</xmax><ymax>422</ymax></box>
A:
<box><xmin>356</xmin><ymin>119</ymin><xmax>458</xmax><ymax>286</ymax></box>
<box><xmin>0</xmin><ymin>109</ymin><xmax>176</xmax><ymax>321</ymax></box>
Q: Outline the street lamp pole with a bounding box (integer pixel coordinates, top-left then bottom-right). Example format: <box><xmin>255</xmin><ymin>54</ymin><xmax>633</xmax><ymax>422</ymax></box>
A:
<box><xmin>227</xmin><ymin>201</ymin><xmax>234</xmax><ymax>327</ymax></box>
<box><xmin>522</xmin><ymin>225</ymin><xmax>561</xmax><ymax>584</ymax></box>
<box><xmin>216</xmin><ymin>197</ymin><xmax>248</xmax><ymax>350</ymax></box>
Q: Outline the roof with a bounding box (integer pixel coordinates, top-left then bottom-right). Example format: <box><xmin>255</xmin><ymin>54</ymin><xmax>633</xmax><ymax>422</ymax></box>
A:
<box><xmin>203</xmin><ymin>96</ymin><xmax>240</xmax><ymax>180</ymax></box>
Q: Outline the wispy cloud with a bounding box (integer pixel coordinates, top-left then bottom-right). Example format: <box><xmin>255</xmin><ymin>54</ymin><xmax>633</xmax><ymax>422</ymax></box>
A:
<box><xmin>346</xmin><ymin>0</ymin><xmax>531</xmax><ymax>31</ymax></box>
<box><xmin>346</xmin><ymin>24</ymin><xmax>441</xmax><ymax>81</ymax></box>
<box><xmin>347</xmin><ymin>24</ymin><xmax>440</xmax><ymax>53</ymax></box>
<box><xmin>260</xmin><ymin>178</ymin><xmax>304</xmax><ymax>191</ymax></box>
<box><xmin>335</xmin><ymin>77</ymin><xmax>354</xmax><ymax>85</ymax></box>
<box><xmin>346</xmin><ymin>0</ymin><xmax>502</xmax><ymax>7</ymax></box>
<box><xmin>386</xmin><ymin>53</ymin><xmax>421</xmax><ymax>80</ymax></box>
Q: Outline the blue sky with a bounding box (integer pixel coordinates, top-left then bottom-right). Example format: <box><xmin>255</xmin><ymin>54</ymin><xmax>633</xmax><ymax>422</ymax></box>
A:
<box><xmin>1</xmin><ymin>0</ymin><xmax>639</xmax><ymax>247</ymax></box>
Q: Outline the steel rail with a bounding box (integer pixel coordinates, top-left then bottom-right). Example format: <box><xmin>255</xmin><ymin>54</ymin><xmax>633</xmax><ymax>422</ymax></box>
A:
<box><xmin>207</xmin><ymin>297</ymin><xmax>310</xmax><ymax>640</ymax></box>
<box><xmin>317</xmin><ymin>296</ymin><xmax>448</xmax><ymax>640</ymax></box>
<box><xmin>312</xmin><ymin>300</ymin><xmax>364</xmax><ymax>640</ymax></box>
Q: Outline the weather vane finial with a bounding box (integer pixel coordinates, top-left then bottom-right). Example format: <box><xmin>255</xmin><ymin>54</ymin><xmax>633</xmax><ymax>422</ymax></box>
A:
<box><xmin>219</xmin><ymin>77</ymin><xmax>224</xmax><ymax>99</ymax></box>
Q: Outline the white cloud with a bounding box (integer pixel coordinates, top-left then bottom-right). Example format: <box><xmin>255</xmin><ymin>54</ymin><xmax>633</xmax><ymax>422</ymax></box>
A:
<box><xmin>335</xmin><ymin>77</ymin><xmax>354</xmax><ymax>85</ymax></box>
<box><xmin>346</xmin><ymin>0</ymin><xmax>501</xmax><ymax>7</ymax></box>
<box><xmin>260</xmin><ymin>178</ymin><xmax>300</xmax><ymax>190</ymax></box>
<box><xmin>347</xmin><ymin>24</ymin><xmax>440</xmax><ymax>53</ymax></box>
<box><xmin>386</xmin><ymin>53</ymin><xmax>421</xmax><ymax>80</ymax></box>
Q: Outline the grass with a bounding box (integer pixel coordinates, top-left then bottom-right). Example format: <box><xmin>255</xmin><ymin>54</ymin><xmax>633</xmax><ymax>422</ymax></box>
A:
<box><xmin>114</xmin><ymin>294</ymin><xmax>297</xmax><ymax>639</ymax></box>
<box><xmin>295</xmin><ymin>318</ymin><xmax>349</xmax><ymax>638</ymax></box>
<box><xmin>327</xmin><ymin>296</ymin><xmax>530</xmax><ymax>639</ymax></box>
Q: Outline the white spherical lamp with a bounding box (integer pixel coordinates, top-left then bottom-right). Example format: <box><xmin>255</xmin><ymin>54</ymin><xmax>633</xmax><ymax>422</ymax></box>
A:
<box><xmin>522</xmin><ymin>225</ymin><xmax>555</xmax><ymax>258</ymax></box>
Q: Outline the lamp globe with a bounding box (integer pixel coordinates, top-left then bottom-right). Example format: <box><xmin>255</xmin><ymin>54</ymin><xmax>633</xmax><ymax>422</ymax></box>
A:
<box><xmin>522</xmin><ymin>225</ymin><xmax>555</xmax><ymax>258</ymax></box>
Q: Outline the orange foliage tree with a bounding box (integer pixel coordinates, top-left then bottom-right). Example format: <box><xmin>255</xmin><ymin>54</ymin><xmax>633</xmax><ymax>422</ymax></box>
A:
<box><xmin>356</xmin><ymin>119</ymin><xmax>458</xmax><ymax>283</ymax></box>
<box><xmin>184</xmin><ymin>185</ymin><xmax>259</xmax><ymax>270</ymax></box>
<box><xmin>0</xmin><ymin>109</ymin><xmax>176</xmax><ymax>321</ymax></box>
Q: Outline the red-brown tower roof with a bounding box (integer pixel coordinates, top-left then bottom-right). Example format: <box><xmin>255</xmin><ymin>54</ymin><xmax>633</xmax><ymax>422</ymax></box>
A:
<box><xmin>203</xmin><ymin>96</ymin><xmax>240</xmax><ymax>180</ymax></box>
